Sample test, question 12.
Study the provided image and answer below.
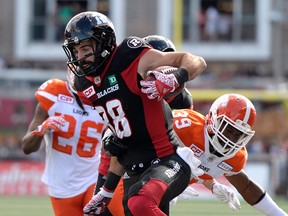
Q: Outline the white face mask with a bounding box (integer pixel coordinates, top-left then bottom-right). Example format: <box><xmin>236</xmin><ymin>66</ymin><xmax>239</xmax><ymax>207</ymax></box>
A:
<box><xmin>207</xmin><ymin>114</ymin><xmax>255</xmax><ymax>157</ymax></box>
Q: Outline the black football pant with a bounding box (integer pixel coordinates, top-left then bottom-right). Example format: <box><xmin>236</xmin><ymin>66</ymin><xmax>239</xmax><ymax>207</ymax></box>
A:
<box><xmin>122</xmin><ymin>152</ymin><xmax>191</xmax><ymax>216</ymax></box>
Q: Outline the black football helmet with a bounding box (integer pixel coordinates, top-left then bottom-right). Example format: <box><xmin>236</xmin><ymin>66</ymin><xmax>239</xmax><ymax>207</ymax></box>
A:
<box><xmin>62</xmin><ymin>11</ymin><xmax>116</xmax><ymax>77</ymax></box>
<box><xmin>143</xmin><ymin>35</ymin><xmax>176</xmax><ymax>52</ymax></box>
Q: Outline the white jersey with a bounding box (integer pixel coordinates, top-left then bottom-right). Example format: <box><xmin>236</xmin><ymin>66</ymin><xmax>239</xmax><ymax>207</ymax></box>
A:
<box><xmin>36</xmin><ymin>79</ymin><xmax>105</xmax><ymax>198</ymax></box>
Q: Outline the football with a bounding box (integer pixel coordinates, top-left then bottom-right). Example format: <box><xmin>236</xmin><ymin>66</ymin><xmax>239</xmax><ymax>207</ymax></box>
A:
<box><xmin>144</xmin><ymin>66</ymin><xmax>185</xmax><ymax>99</ymax></box>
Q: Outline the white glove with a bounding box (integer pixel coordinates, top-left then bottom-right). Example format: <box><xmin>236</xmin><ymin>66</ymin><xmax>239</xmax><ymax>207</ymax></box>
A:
<box><xmin>31</xmin><ymin>115</ymin><xmax>66</xmax><ymax>136</ymax></box>
<box><xmin>140</xmin><ymin>70</ymin><xmax>179</xmax><ymax>100</ymax></box>
<box><xmin>176</xmin><ymin>147</ymin><xmax>204</xmax><ymax>178</ymax></box>
<box><xmin>212</xmin><ymin>182</ymin><xmax>241</xmax><ymax>211</ymax></box>
<box><xmin>170</xmin><ymin>186</ymin><xmax>199</xmax><ymax>206</ymax></box>
<box><xmin>83</xmin><ymin>187</ymin><xmax>113</xmax><ymax>216</ymax></box>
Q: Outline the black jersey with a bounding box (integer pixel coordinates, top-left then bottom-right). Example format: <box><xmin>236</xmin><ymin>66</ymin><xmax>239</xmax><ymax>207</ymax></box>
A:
<box><xmin>74</xmin><ymin>36</ymin><xmax>181</xmax><ymax>168</ymax></box>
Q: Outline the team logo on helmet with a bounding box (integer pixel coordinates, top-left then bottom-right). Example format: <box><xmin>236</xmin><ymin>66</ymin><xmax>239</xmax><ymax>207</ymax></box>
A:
<box><xmin>127</xmin><ymin>37</ymin><xmax>143</xmax><ymax>48</ymax></box>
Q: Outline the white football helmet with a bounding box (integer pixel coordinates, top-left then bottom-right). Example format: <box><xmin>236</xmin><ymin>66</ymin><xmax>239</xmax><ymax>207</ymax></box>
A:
<box><xmin>205</xmin><ymin>94</ymin><xmax>256</xmax><ymax>157</ymax></box>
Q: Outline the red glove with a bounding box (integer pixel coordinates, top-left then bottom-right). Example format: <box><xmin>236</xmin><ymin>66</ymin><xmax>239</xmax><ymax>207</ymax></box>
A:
<box><xmin>83</xmin><ymin>187</ymin><xmax>114</xmax><ymax>216</ymax></box>
<box><xmin>140</xmin><ymin>70</ymin><xmax>179</xmax><ymax>100</ymax></box>
<box><xmin>31</xmin><ymin>115</ymin><xmax>66</xmax><ymax>136</ymax></box>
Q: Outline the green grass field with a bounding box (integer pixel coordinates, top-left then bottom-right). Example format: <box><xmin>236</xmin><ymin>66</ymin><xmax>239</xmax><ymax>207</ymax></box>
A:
<box><xmin>0</xmin><ymin>196</ymin><xmax>287</xmax><ymax>216</ymax></box>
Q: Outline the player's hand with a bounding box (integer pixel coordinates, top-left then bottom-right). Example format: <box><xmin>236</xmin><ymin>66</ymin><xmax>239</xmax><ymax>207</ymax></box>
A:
<box><xmin>83</xmin><ymin>187</ymin><xmax>114</xmax><ymax>216</ymax></box>
<box><xmin>102</xmin><ymin>128</ymin><xmax>127</xmax><ymax>157</ymax></box>
<box><xmin>176</xmin><ymin>147</ymin><xmax>204</xmax><ymax>179</ymax></box>
<box><xmin>170</xmin><ymin>186</ymin><xmax>199</xmax><ymax>206</ymax></box>
<box><xmin>140</xmin><ymin>70</ymin><xmax>179</xmax><ymax>100</ymax></box>
<box><xmin>212</xmin><ymin>182</ymin><xmax>241</xmax><ymax>211</ymax></box>
<box><xmin>31</xmin><ymin>115</ymin><xmax>66</xmax><ymax>136</ymax></box>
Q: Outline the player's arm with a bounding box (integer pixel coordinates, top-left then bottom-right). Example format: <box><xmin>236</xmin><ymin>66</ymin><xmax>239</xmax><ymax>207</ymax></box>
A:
<box><xmin>22</xmin><ymin>104</ymin><xmax>49</xmax><ymax>154</ymax></box>
<box><xmin>226</xmin><ymin>170</ymin><xmax>287</xmax><ymax>215</ymax></box>
<box><xmin>226</xmin><ymin>170</ymin><xmax>263</xmax><ymax>204</ymax></box>
<box><xmin>102</xmin><ymin>156</ymin><xmax>125</xmax><ymax>193</ymax></box>
<box><xmin>138</xmin><ymin>49</ymin><xmax>207</xmax><ymax>81</ymax></box>
<box><xmin>22</xmin><ymin>103</ymin><xmax>66</xmax><ymax>154</ymax></box>
<box><xmin>84</xmin><ymin>157</ymin><xmax>124</xmax><ymax>215</ymax></box>
<box><xmin>203</xmin><ymin>179</ymin><xmax>241</xmax><ymax>211</ymax></box>
<box><xmin>95</xmin><ymin>128</ymin><xmax>126</xmax><ymax>194</ymax></box>
<box><xmin>95</xmin><ymin>149</ymin><xmax>111</xmax><ymax>194</ymax></box>
<box><xmin>138</xmin><ymin>49</ymin><xmax>206</xmax><ymax>101</ymax></box>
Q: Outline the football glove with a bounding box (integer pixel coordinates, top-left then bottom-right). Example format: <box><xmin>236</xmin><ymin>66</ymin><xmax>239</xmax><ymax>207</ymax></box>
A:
<box><xmin>31</xmin><ymin>115</ymin><xmax>66</xmax><ymax>136</ymax></box>
<box><xmin>140</xmin><ymin>70</ymin><xmax>179</xmax><ymax>101</ymax></box>
<box><xmin>83</xmin><ymin>187</ymin><xmax>114</xmax><ymax>216</ymax></box>
<box><xmin>170</xmin><ymin>186</ymin><xmax>199</xmax><ymax>206</ymax></box>
<box><xmin>212</xmin><ymin>182</ymin><xmax>241</xmax><ymax>211</ymax></box>
<box><xmin>102</xmin><ymin>129</ymin><xmax>127</xmax><ymax>157</ymax></box>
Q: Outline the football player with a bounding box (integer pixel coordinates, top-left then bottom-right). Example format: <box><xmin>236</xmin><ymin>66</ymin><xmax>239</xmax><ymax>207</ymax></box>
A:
<box><xmin>22</xmin><ymin>69</ymin><xmax>105</xmax><ymax>216</ymax></box>
<box><xmin>101</xmin><ymin>93</ymin><xmax>287</xmax><ymax>215</ymax></box>
<box><xmin>62</xmin><ymin>11</ymin><xmax>206</xmax><ymax>216</ymax></box>
<box><xmin>95</xmin><ymin>35</ymin><xmax>239</xmax><ymax>216</ymax></box>
<box><xmin>172</xmin><ymin>93</ymin><xmax>287</xmax><ymax>215</ymax></box>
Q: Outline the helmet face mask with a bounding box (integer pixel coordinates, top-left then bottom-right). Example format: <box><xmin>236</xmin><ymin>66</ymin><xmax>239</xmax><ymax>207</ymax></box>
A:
<box><xmin>67</xmin><ymin>68</ymin><xmax>77</xmax><ymax>93</ymax></box>
<box><xmin>205</xmin><ymin>94</ymin><xmax>256</xmax><ymax>157</ymax></box>
<box><xmin>62</xmin><ymin>12</ymin><xmax>116</xmax><ymax>77</ymax></box>
<box><xmin>64</xmin><ymin>39</ymin><xmax>100</xmax><ymax>77</ymax></box>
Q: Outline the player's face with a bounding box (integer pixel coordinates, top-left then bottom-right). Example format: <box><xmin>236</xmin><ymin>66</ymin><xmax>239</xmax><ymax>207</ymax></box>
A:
<box><xmin>218</xmin><ymin>123</ymin><xmax>244</xmax><ymax>152</ymax></box>
<box><xmin>72</xmin><ymin>40</ymin><xmax>96</xmax><ymax>68</ymax></box>
<box><xmin>221</xmin><ymin>124</ymin><xmax>243</xmax><ymax>143</ymax></box>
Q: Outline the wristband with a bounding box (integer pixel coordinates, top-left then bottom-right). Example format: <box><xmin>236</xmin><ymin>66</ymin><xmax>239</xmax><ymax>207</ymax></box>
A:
<box><xmin>100</xmin><ymin>187</ymin><xmax>114</xmax><ymax>198</ymax></box>
<box><xmin>173</xmin><ymin>68</ymin><xmax>189</xmax><ymax>86</ymax></box>
<box><xmin>103</xmin><ymin>171</ymin><xmax>121</xmax><ymax>191</ymax></box>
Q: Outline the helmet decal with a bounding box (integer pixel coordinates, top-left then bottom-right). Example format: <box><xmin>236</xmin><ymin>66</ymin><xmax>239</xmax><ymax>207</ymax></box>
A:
<box><xmin>127</xmin><ymin>37</ymin><xmax>143</xmax><ymax>48</ymax></box>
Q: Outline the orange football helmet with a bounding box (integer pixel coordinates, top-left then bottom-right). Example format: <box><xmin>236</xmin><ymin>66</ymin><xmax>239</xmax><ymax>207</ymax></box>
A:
<box><xmin>206</xmin><ymin>93</ymin><xmax>256</xmax><ymax>157</ymax></box>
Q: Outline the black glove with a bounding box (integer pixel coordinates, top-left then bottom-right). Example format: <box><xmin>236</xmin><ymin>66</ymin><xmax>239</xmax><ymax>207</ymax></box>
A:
<box><xmin>102</xmin><ymin>129</ymin><xmax>127</xmax><ymax>157</ymax></box>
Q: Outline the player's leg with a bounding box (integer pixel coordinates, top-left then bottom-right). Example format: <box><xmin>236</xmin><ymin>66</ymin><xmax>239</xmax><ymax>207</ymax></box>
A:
<box><xmin>50</xmin><ymin>195</ymin><xmax>85</xmax><ymax>216</ymax></box>
<box><xmin>50</xmin><ymin>183</ymin><xmax>95</xmax><ymax>216</ymax></box>
<box><xmin>83</xmin><ymin>183</ymin><xmax>96</xmax><ymax>207</ymax></box>
<box><xmin>127</xmin><ymin>153</ymin><xmax>191</xmax><ymax>216</ymax></box>
<box><xmin>122</xmin><ymin>170</ymin><xmax>144</xmax><ymax>216</ymax></box>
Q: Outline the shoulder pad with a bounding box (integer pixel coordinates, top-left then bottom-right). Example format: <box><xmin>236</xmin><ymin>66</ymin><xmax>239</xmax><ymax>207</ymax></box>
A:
<box><xmin>36</xmin><ymin>78</ymin><xmax>69</xmax><ymax>111</ymax></box>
